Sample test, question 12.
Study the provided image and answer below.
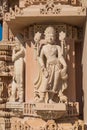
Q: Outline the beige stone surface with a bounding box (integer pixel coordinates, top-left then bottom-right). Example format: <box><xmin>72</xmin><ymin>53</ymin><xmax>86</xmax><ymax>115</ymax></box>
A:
<box><xmin>0</xmin><ymin>0</ymin><xmax>86</xmax><ymax>129</ymax></box>
<box><xmin>34</xmin><ymin>26</ymin><xmax>68</xmax><ymax>103</ymax></box>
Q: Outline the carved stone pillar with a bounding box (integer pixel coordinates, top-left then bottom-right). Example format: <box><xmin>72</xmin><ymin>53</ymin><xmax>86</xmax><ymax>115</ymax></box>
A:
<box><xmin>3</xmin><ymin>20</ymin><xmax>9</xmax><ymax>41</ymax></box>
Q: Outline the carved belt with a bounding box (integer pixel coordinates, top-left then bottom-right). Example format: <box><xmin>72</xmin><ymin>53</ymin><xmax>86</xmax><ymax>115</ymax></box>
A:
<box><xmin>47</xmin><ymin>60</ymin><xmax>60</xmax><ymax>66</ymax></box>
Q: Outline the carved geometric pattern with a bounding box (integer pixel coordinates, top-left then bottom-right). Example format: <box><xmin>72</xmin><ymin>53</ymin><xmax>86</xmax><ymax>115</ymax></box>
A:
<box><xmin>34</xmin><ymin>24</ymin><xmax>67</xmax><ymax>40</ymax></box>
<box><xmin>24</xmin><ymin>0</ymin><xmax>81</xmax><ymax>6</ymax></box>
<box><xmin>40</xmin><ymin>0</ymin><xmax>62</xmax><ymax>14</ymax></box>
<box><xmin>33</xmin><ymin>24</ymin><xmax>82</xmax><ymax>40</ymax></box>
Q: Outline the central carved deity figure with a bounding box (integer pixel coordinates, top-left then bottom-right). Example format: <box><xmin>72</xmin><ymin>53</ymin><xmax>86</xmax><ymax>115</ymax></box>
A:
<box><xmin>34</xmin><ymin>26</ymin><xmax>68</xmax><ymax>103</ymax></box>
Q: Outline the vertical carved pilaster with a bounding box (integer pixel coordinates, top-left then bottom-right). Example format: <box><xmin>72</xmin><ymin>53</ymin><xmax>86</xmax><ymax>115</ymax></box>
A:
<box><xmin>3</xmin><ymin>20</ymin><xmax>9</xmax><ymax>41</ymax></box>
<box><xmin>9</xmin><ymin>28</ymin><xmax>14</xmax><ymax>41</ymax></box>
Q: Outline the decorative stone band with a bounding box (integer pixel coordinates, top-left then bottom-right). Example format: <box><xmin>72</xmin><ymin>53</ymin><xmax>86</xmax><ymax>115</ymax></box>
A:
<box><xmin>23</xmin><ymin>102</ymin><xmax>79</xmax><ymax>118</ymax></box>
<box><xmin>24</xmin><ymin>0</ymin><xmax>82</xmax><ymax>6</ymax></box>
<box><xmin>11</xmin><ymin>118</ymin><xmax>84</xmax><ymax>130</ymax></box>
<box><xmin>0</xmin><ymin>102</ymin><xmax>79</xmax><ymax>119</ymax></box>
<box><xmin>4</xmin><ymin>5</ymin><xmax>86</xmax><ymax>22</ymax></box>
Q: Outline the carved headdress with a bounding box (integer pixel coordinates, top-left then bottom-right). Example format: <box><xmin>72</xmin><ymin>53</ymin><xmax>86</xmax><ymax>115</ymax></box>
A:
<box><xmin>44</xmin><ymin>26</ymin><xmax>56</xmax><ymax>35</ymax></box>
<box><xmin>15</xmin><ymin>33</ymin><xmax>24</xmax><ymax>45</ymax></box>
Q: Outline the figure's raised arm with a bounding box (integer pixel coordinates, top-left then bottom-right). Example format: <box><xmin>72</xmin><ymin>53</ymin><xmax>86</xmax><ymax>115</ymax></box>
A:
<box><xmin>12</xmin><ymin>46</ymin><xmax>25</xmax><ymax>62</ymax></box>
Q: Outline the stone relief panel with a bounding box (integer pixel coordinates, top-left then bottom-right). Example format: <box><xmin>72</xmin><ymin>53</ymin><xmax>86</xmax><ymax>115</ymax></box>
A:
<box><xmin>34</xmin><ymin>26</ymin><xmax>68</xmax><ymax>103</ymax></box>
<box><xmin>0</xmin><ymin>44</ymin><xmax>13</xmax><ymax>103</ymax></box>
<box><xmin>0</xmin><ymin>61</ymin><xmax>9</xmax><ymax>75</ymax></box>
<box><xmin>10</xmin><ymin>117</ymin><xmax>84</xmax><ymax>130</ymax></box>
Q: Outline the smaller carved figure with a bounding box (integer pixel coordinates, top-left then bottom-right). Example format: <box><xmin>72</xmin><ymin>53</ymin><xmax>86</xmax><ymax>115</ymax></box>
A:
<box><xmin>10</xmin><ymin>7</ymin><xmax>15</xmax><ymax>17</ymax></box>
<box><xmin>0</xmin><ymin>61</ymin><xmax>9</xmax><ymax>75</ymax></box>
<box><xmin>0</xmin><ymin>82</ymin><xmax>3</xmax><ymax>102</ymax></box>
<box><xmin>9</xmin><ymin>36</ymin><xmax>25</xmax><ymax>102</ymax></box>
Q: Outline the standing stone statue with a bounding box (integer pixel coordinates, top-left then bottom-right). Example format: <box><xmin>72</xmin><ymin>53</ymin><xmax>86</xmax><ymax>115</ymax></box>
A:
<box><xmin>10</xmin><ymin>36</ymin><xmax>25</xmax><ymax>102</ymax></box>
<box><xmin>34</xmin><ymin>26</ymin><xmax>68</xmax><ymax>103</ymax></box>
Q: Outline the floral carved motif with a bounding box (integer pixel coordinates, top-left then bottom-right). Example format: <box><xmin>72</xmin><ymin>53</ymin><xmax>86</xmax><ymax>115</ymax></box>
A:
<box><xmin>40</xmin><ymin>1</ymin><xmax>62</xmax><ymax>14</ymax></box>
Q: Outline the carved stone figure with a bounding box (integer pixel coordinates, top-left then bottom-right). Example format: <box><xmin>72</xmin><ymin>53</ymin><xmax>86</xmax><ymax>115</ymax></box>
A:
<box><xmin>10</xmin><ymin>36</ymin><xmax>25</xmax><ymax>102</ymax></box>
<box><xmin>0</xmin><ymin>61</ymin><xmax>9</xmax><ymax>75</ymax></box>
<box><xmin>46</xmin><ymin>120</ymin><xmax>57</xmax><ymax>130</ymax></box>
<box><xmin>34</xmin><ymin>26</ymin><xmax>68</xmax><ymax>103</ymax></box>
<box><xmin>0</xmin><ymin>82</ymin><xmax>3</xmax><ymax>102</ymax></box>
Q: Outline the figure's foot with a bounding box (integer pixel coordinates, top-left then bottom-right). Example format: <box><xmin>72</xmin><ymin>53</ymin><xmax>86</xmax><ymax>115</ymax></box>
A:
<box><xmin>19</xmin><ymin>100</ymin><xmax>23</xmax><ymax>103</ymax></box>
<box><xmin>36</xmin><ymin>98</ymin><xmax>45</xmax><ymax>103</ymax></box>
<box><xmin>9</xmin><ymin>96</ymin><xmax>15</xmax><ymax>102</ymax></box>
<box><xmin>51</xmin><ymin>89</ymin><xmax>58</xmax><ymax>94</ymax></box>
<box><xmin>49</xmin><ymin>99</ymin><xmax>56</xmax><ymax>104</ymax></box>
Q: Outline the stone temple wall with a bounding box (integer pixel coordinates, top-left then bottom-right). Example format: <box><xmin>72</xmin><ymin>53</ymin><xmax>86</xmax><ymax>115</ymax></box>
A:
<box><xmin>0</xmin><ymin>0</ymin><xmax>87</xmax><ymax>130</ymax></box>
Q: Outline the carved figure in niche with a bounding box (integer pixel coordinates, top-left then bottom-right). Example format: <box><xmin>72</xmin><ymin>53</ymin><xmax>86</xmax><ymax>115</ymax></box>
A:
<box><xmin>0</xmin><ymin>82</ymin><xmax>3</xmax><ymax>102</ymax></box>
<box><xmin>34</xmin><ymin>26</ymin><xmax>68</xmax><ymax>103</ymax></box>
<box><xmin>0</xmin><ymin>61</ymin><xmax>10</xmax><ymax>75</ymax></box>
<box><xmin>10</xmin><ymin>35</ymin><xmax>25</xmax><ymax>102</ymax></box>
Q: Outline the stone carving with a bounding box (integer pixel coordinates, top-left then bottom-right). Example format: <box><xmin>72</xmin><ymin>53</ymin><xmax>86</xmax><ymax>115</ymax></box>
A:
<box><xmin>46</xmin><ymin>120</ymin><xmax>57</xmax><ymax>130</ymax></box>
<box><xmin>4</xmin><ymin>12</ymin><xmax>10</xmax><ymax>21</ymax></box>
<box><xmin>0</xmin><ymin>61</ymin><xmax>10</xmax><ymax>75</ymax></box>
<box><xmin>34</xmin><ymin>26</ymin><xmax>68</xmax><ymax>103</ymax></box>
<box><xmin>24</xmin><ymin>0</ymin><xmax>82</xmax><ymax>7</ymax></box>
<box><xmin>0</xmin><ymin>0</ymin><xmax>8</xmax><ymax>17</ymax></box>
<box><xmin>24</xmin><ymin>0</ymin><xmax>33</xmax><ymax>6</ymax></box>
<box><xmin>11</xmin><ymin>117</ymin><xmax>84</xmax><ymax>130</ymax></box>
<box><xmin>40</xmin><ymin>0</ymin><xmax>62</xmax><ymax>14</ymax></box>
<box><xmin>9</xmin><ymin>7</ymin><xmax>15</xmax><ymax>18</ymax></box>
<box><xmin>9</xmin><ymin>35</ymin><xmax>25</xmax><ymax>102</ymax></box>
<box><xmin>4</xmin><ymin>5</ymin><xmax>23</xmax><ymax>21</ymax></box>
<box><xmin>15</xmin><ymin>5</ymin><xmax>23</xmax><ymax>15</ymax></box>
<box><xmin>0</xmin><ymin>82</ymin><xmax>3</xmax><ymax>102</ymax></box>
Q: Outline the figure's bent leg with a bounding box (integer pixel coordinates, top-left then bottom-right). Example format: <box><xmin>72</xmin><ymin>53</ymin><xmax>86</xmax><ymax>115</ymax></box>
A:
<box><xmin>49</xmin><ymin>70</ymin><xmax>60</xmax><ymax>103</ymax></box>
<box><xmin>17</xmin><ymin>74</ymin><xmax>24</xmax><ymax>102</ymax></box>
<box><xmin>10</xmin><ymin>80</ymin><xmax>17</xmax><ymax>102</ymax></box>
<box><xmin>18</xmin><ymin>82</ymin><xmax>24</xmax><ymax>102</ymax></box>
<box><xmin>52</xmin><ymin>71</ymin><xmax>60</xmax><ymax>92</ymax></box>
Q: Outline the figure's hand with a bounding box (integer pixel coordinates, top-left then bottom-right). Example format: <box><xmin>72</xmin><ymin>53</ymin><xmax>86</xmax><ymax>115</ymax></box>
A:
<box><xmin>61</xmin><ymin>68</ymin><xmax>68</xmax><ymax>80</ymax></box>
<box><xmin>34</xmin><ymin>32</ymin><xmax>41</xmax><ymax>43</ymax></box>
<box><xmin>59</xmin><ymin>31</ymin><xmax>66</xmax><ymax>41</ymax></box>
<box><xmin>44</xmin><ymin>69</ymin><xmax>49</xmax><ymax>78</ymax></box>
<box><xmin>41</xmin><ymin>66</ymin><xmax>49</xmax><ymax>78</ymax></box>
